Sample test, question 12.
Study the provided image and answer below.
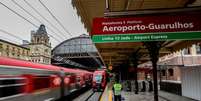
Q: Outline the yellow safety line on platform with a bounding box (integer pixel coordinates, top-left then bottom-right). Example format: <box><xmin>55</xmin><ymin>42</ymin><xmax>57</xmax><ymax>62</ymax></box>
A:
<box><xmin>99</xmin><ymin>87</ymin><xmax>107</xmax><ymax>101</ymax></box>
<box><xmin>108</xmin><ymin>90</ymin><xmax>113</xmax><ymax>101</ymax></box>
<box><xmin>100</xmin><ymin>83</ymin><xmax>114</xmax><ymax>101</ymax></box>
<box><xmin>100</xmin><ymin>95</ymin><xmax>103</xmax><ymax>101</ymax></box>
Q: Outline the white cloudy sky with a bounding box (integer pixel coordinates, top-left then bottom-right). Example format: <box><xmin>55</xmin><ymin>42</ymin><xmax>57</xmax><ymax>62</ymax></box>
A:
<box><xmin>0</xmin><ymin>0</ymin><xmax>88</xmax><ymax>48</ymax></box>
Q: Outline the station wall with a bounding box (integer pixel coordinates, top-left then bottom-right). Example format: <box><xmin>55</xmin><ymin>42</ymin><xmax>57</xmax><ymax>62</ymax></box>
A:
<box><xmin>181</xmin><ymin>66</ymin><xmax>201</xmax><ymax>101</ymax></box>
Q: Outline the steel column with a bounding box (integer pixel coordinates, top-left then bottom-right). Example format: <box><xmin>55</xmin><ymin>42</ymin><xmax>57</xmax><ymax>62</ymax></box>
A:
<box><xmin>144</xmin><ymin>41</ymin><xmax>163</xmax><ymax>101</ymax></box>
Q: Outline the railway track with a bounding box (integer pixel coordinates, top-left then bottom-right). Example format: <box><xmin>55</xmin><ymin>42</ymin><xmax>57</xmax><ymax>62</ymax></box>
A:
<box><xmin>73</xmin><ymin>89</ymin><xmax>102</xmax><ymax>101</ymax></box>
<box><xmin>85</xmin><ymin>92</ymin><xmax>102</xmax><ymax>101</ymax></box>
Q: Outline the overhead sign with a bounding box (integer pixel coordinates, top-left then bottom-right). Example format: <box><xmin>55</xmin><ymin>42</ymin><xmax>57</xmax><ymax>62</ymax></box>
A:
<box><xmin>92</xmin><ymin>31</ymin><xmax>201</xmax><ymax>43</ymax></box>
<box><xmin>92</xmin><ymin>13</ymin><xmax>201</xmax><ymax>35</ymax></box>
<box><xmin>91</xmin><ymin>13</ymin><xmax>201</xmax><ymax>43</ymax></box>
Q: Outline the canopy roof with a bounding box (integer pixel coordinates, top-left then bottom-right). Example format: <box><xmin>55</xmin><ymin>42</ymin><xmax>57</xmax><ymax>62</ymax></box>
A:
<box><xmin>72</xmin><ymin>0</ymin><xmax>201</xmax><ymax>33</ymax></box>
<box><xmin>72</xmin><ymin>0</ymin><xmax>201</xmax><ymax>67</ymax></box>
<box><xmin>52</xmin><ymin>34</ymin><xmax>104</xmax><ymax>69</ymax></box>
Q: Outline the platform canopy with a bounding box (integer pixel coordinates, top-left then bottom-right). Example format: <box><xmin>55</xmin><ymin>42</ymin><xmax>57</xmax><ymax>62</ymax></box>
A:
<box><xmin>72</xmin><ymin>0</ymin><xmax>201</xmax><ymax>67</ymax></box>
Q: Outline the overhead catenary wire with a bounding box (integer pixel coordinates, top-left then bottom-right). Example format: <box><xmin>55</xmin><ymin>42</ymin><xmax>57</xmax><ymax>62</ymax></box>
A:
<box><xmin>38</xmin><ymin>0</ymin><xmax>72</xmax><ymax>36</ymax></box>
<box><xmin>0</xmin><ymin>29</ymin><xmax>85</xmax><ymax>68</ymax></box>
<box><xmin>47</xmin><ymin>0</ymin><xmax>102</xmax><ymax>67</ymax></box>
<box><xmin>64</xmin><ymin>0</ymin><xmax>102</xmax><ymax>66</ymax></box>
<box><xmin>0</xmin><ymin>36</ymin><xmax>21</xmax><ymax>45</ymax></box>
<box><xmin>0</xmin><ymin>1</ymin><xmax>61</xmax><ymax>43</ymax></box>
<box><xmin>0</xmin><ymin>0</ymin><xmax>90</xmax><ymax>68</ymax></box>
<box><xmin>23</xmin><ymin>0</ymin><xmax>69</xmax><ymax>40</ymax></box>
<box><xmin>0</xmin><ymin>29</ymin><xmax>24</xmax><ymax>41</ymax></box>
<box><xmin>1</xmin><ymin>0</ymin><xmax>103</xmax><ymax>67</ymax></box>
<box><xmin>63</xmin><ymin>0</ymin><xmax>103</xmax><ymax>66</ymax></box>
<box><xmin>11</xmin><ymin>0</ymin><xmax>65</xmax><ymax>41</ymax></box>
<box><xmin>65</xmin><ymin>0</ymin><xmax>80</xmax><ymax>22</ymax></box>
<box><xmin>0</xmin><ymin>30</ymin><xmax>85</xmax><ymax>68</ymax></box>
<box><xmin>0</xmin><ymin>1</ymin><xmax>37</xmax><ymax>28</ymax></box>
<box><xmin>43</xmin><ymin>0</ymin><xmax>103</xmax><ymax>67</ymax></box>
<box><xmin>38</xmin><ymin>0</ymin><xmax>102</xmax><ymax>67</ymax></box>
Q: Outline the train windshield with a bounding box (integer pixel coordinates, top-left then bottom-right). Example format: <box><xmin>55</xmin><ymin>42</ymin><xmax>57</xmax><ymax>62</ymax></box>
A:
<box><xmin>95</xmin><ymin>75</ymin><xmax>102</xmax><ymax>83</ymax></box>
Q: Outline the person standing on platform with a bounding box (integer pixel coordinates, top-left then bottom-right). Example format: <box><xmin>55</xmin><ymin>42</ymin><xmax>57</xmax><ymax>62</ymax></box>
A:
<box><xmin>148</xmin><ymin>80</ymin><xmax>153</xmax><ymax>92</ymax></box>
<box><xmin>141</xmin><ymin>81</ymin><xmax>146</xmax><ymax>92</ymax></box>
<box><xmin>113</xmin><ymin>79</ymin><xmax>122</xmax><ymax>101</ymax></box>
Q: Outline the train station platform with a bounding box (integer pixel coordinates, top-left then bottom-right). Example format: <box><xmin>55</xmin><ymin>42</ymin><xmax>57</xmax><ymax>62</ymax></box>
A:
<box><xmin>100</xmin><ymin>82</ymin><xmax>197</xmax><ymax>101</ymax></box>
<box><xmin>158</xmin><ymin>91</ymin><xmax>197</xmax><ymax>101</ymax></box>
<box><xmin>99</xmin><ymin>83</ymin><xmax>113</xmax><ymax>101</ymax></box>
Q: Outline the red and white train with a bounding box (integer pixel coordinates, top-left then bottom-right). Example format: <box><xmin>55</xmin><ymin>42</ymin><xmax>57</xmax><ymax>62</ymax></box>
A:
<box><xmin>0</xmin><ymin>57</ymin><xmax>93</xmax><ymax>101</ymax></box>
<box><xmin>92</xmin><ymin>70</ymin><xmax>107</xmax><ymax>92</ymax></box>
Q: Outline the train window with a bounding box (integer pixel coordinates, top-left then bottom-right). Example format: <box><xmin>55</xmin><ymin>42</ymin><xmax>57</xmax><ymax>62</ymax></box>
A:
<box><xmin>95</xmin><ymin>75</ymin><xmax>102</xmax><ymax>83</ymax></box>
<box><xmin>0</xmin><ymin>77</ymin><xmax>25</xmax><ymax>98</ymax></box>
<box><xmin>33</xmin><ymin>76</ymin><xmax>50</xmax><ymax>90</ymax></box>
<box><xmin>69</xmin><ymin>75</ymin><xmax>76</xmax><ymax>83</ymax></box>
<box><xmin>76</xmin><ymin>77</ymin><xmax>81</xmax><ymax>82</ymax></box>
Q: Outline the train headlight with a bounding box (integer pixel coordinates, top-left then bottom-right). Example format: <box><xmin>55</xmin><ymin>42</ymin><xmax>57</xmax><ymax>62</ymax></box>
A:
<box><xmin>64</xmin><ymin>77</ymin><xmax>70</xmax><ymax>84</ymax></box>
<box><xmin>53</xmin><ymin>77</ymin><xmax>61</xmax><ymax>86</ymax></box>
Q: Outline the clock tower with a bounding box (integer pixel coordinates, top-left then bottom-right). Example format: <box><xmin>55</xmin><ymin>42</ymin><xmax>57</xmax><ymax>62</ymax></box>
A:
<box><xmin>29</xmin><ymin>24</ymin><xmax>51</xmax><ymax>64</ymax></box>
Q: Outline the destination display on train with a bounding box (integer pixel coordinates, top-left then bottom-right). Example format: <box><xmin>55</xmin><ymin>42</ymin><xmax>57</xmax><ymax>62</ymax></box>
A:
<box><xmin>91</xmin><ymin>13</ymin><xmax>201</xmax><ymax>43</ymax></box>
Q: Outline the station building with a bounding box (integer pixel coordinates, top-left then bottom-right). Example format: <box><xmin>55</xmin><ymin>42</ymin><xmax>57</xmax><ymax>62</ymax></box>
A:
<box><xmin>52</xmin><ymin>34</ymin><xmax>104</xmax><ymax>70</ymax></box>
<box><xmin>0</xmin><ymin>24</ymin><xmax>51</xmax><ymax>65</ymax></box>
<box><xmin>72</xmin><ymin>0</ymin><xmax>201</xmax><ymax>100</ymax></box>
<box><xmin>0</xmin><ymin>39</ymin><xmax>30</xmax><ymax>60</ymax></box>
<box><xmin>158</xmin><ymin>43</ymin><xmax>201</xmax><ymax>100</ymax></box>
<box><xmin>29</xmin><ymin>24</ymin><xmax>51</xmax><ymax>64</ymax></box>
<box><xmin>159</xmin><ymin>43</ymin><xmax>201</xmax><ymax>82</ymax></box>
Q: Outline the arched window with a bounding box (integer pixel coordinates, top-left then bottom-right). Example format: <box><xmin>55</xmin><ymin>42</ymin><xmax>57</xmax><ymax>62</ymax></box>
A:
<box><xmin>168</xmin><ymin>68</ymin><xmax>174</xmax><ymax>76</ymax></box>
<box><xmin>183</xmin><ymin>48</ymin><xmax>191</xmax><ymax>55</ymax></box>
<box><xmin>44</xmin><ymin>49</ymin><xmax>48</xmax><ymax>53</ymax></box>
<box><xmin>37</xmin><ymin>37</ymin><xmax>40</xmax><ymax>43</ymax></box>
